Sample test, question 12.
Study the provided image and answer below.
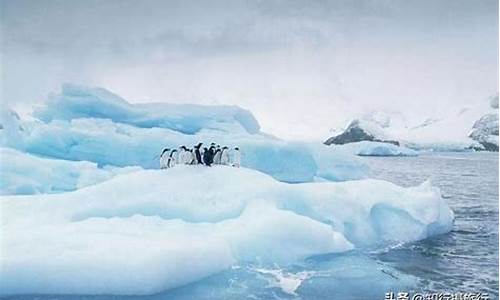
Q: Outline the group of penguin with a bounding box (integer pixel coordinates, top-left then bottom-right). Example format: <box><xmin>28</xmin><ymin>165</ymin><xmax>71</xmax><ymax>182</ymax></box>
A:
<box><xmin>159</xmin><ymin>142</ymin><xmax>241</xmax><ymax>169</ymax></box>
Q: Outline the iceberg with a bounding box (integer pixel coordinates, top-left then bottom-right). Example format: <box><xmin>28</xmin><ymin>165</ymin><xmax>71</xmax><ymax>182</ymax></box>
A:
<box><xmin>0</xmin><ymin>84</ymin><xmax>456</xmax><ymax>297</ymax></box>
<box><xmin>0</xmin><ymin>166</ymin><xmax>454</xmax><ymax>295</ymax></box>
<box><xmin>0</xmin><ymin>84</ymin><xmax>367</xmax><ymax>183</ymax></box>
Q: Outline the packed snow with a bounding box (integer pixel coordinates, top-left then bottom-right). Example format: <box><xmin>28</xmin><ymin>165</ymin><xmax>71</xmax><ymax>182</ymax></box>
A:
<box><xmin>0</xmin><ymin>84</ymin><xmax>366</xmax><ymax>183</ymax></box>
<box><xmin>0</xmin><ymin>166</ymin><xmax>453</xmax><ymax>295</ymax></box>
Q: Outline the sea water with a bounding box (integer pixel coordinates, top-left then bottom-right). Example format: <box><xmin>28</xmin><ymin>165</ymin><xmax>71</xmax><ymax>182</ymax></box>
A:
<box><xmin>366</xmin><ymin>151</ymin><xmax>499</xmax><ymax>298</ymax></box>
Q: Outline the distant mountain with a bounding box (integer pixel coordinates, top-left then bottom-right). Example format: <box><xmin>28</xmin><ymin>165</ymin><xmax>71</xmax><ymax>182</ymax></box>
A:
<box><xmin>325</xmin><ymin>94</ymin><xmax>499</xmax><ymax>152</ymax></box>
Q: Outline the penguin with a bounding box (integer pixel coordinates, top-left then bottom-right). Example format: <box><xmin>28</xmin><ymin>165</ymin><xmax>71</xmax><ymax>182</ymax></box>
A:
<box><xmin>213</xmin><ymin>146</ymin><xmax>222</xmax><ymax>165</ymax></box>
<box><xmin>205</xmin><ymin>146</ymin><xmax>216</xmax><ymax>166</ymax></box>
<box><xmin>187</xmin><ymin>149</ymin><xmax>196</xmax><ymax>164</ymax></box>
<box><xmin>203</xmin><ymin>147</ymin><xmax>211</xmax><ymax>166</ymax></box>
<box><xmin>220</xmin><ymin>146</ymin><xmax>230</xmax><ymax>165</ymax></box>
<box><xmin>178</xmin><ymin>146</ymin><xmax>186</xmax><ymax>164</ymax></box>
<box><xmin>167</xmin><ymin>149</ymin><xmax>177</xmax><ymax>168</ymax></box>
<box><xmin>209</xmin><ymin>146</ymin><xmax>216</xmax><ymax>165</ymax></box>
<box><xmin>185</xmin><ymin>146</ymin><xmax>190</xmax><ymax>164</ymax></box>
<box><xmin>179</xmin><ymin>146</ymin><xmax>191</xmax><ymax>164</ymax></box>
<box><xmin>231</xmin><ymin>147</ymin><xmax>241</xmax><ymax>167</ymax></box>
<box><xmin>159</xmin><ymin>148</ymin><xmax>170</xmax><ymax>169</ymax></box>
<box><xmin>194</xmin><ymin>143</ymin><xmax>203</xmax><ymax>164</ymax></box>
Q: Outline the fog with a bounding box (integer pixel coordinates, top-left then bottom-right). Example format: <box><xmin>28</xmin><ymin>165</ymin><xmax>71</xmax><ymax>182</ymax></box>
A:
<box><xmin>1</xmin><ymin>0</ymin><xmax>498</xmax><ymax>139</ymax></box>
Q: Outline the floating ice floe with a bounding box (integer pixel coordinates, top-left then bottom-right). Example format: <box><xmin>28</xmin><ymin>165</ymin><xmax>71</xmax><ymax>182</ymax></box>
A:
<box><xmin>331</xmin><ymin>141</ymin><xmax>418</xmax><ymax>157</ymax></box>
<box><xmin>0</xmin><ymin>166</ymin><xmax>454</xmax><ymax>295</ymax></box>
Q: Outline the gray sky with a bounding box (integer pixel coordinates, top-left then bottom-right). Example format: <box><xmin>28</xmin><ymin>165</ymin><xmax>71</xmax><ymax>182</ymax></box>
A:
<box><xmin>1</xmin><ymin>0</ymin><xmax>498</xmax><ymax>139</ymax></box>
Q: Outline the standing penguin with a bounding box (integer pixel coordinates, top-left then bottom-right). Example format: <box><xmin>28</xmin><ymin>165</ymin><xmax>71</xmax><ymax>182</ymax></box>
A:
<box><xmin>201</xmin><ymin>147</ymin><xmax>207</xmax><ymax>164</ymax></box>
<box><xmin>180</xmin><ymin>146</ymin><xmax>191</xmax><ymax>164</ymax></box>
<box><xmin>194</xmin><ymin>143</ymin><xmax>203</xmax><ymax>164</ymax></box>
<box><xmin>178</xmin><ymin>146</ymin><xmax>186</xmax><ymax>164</ymax></box>
<box><xmin>231</xmin><ymin>147</ymin><xmax>241</xmax><ymax>167</ymax></box>
<box><xmin>159</xmin><ymin>148</ymin><xmax>170</xmax><ymax>169</ymax></box>
<box><xmin>204</xmin><ymin>146</ymin><xmax>215</xmax><ymax>166</ymax></box>
<box><xmin>187</xmin><ymin>149</ymin><xmax>196</xmax><ymax>164</ymax></box>
<box><xmin>220</xmin><ymin>146</ymin><xmax>230</xmax><ymax>165</ymax></box>
<box><xmin>213</xmin><ymin>146</ymin><xmax>222</xmax><ymax>165</ymax></box>
<box><xmin>202</xmin><ymin>147</ymin><xmax>210</xmax><ymax>166</ymax></box>
<box><xmin>167</xmin><ymin>149</ymin><xmax>177</xmax><ymax>168</ymax></box>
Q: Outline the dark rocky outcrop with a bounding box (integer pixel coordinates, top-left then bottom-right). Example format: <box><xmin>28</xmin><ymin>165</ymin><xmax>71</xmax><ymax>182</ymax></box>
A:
<box><xmin>324</xmin><ymin>120</ymin><xmax>400</xmax><ymax>146</ymax></box>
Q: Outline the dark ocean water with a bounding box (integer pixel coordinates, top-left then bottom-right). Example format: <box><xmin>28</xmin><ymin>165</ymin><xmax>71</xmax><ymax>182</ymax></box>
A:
<box><xmin>365</xmin><ymin>152</ymin><xmax>499</xmax><ymax>298</ymax></box>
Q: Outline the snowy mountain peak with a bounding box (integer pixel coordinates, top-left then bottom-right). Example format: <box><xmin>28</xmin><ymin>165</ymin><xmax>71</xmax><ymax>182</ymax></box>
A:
<box><xmin>325</xmin><ymin>94</ymin><xmax>499</xmax><ymax>151</ymax></box>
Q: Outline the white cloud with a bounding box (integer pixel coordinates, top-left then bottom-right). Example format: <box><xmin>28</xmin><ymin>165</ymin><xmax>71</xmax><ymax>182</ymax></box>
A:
<box><xmin>1</xmin><ymin>0</ymin><xmax>498</xmax><ymax>140</ymax></box>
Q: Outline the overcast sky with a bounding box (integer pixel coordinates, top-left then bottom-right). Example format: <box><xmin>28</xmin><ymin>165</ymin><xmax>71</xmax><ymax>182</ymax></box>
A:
<box><xmin>1</xmin><ymin>0</ymin><xmax>498</xmax><ymax>139</ymax></box>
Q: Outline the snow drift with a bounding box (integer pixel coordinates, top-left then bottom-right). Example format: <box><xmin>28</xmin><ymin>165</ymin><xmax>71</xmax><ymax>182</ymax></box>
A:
<box><xmin>0</xmin><ymin>166</ymin><xmax>454</xmax><ymax>295</ymax></box>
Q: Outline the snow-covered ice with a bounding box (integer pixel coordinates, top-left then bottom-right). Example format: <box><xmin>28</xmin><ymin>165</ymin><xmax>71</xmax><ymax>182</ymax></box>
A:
<box><xmin>0</xmin><ymin>166</ymin><xmax>453</xmax><ymax>295</ymax></box>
